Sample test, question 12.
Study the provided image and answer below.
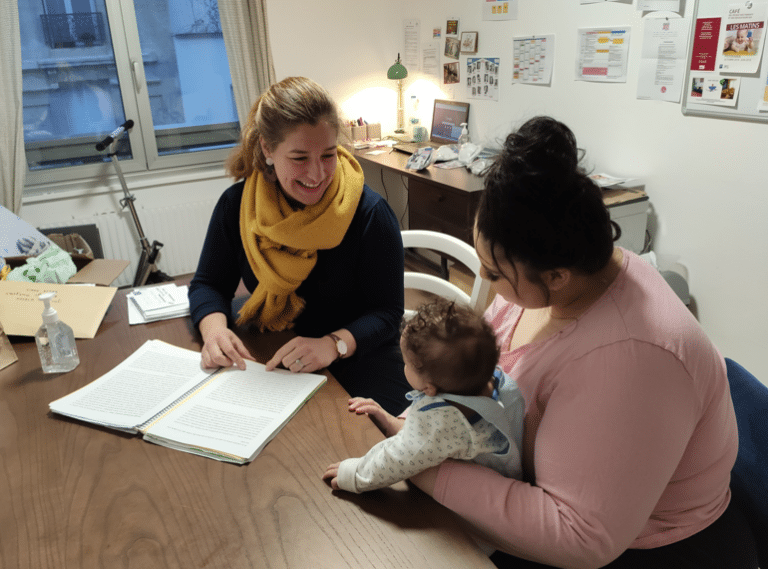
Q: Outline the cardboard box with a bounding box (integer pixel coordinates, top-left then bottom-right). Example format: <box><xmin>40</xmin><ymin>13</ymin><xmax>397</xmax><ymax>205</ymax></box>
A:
<box><xmin>4</xmin><ymin>254</ymin><xmax>128</xmax><ymax>286</ymax></box>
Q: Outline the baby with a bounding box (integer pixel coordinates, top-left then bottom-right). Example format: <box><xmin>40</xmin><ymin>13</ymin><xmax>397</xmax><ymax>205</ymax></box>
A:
<box><xmin>323</xmin><ymin>297</ymin><xmax>524</xmax><ymax>493</ymax></box>
<box><xmin>725</xmin><ymin>29</ymin><xmax>754</xmax><ymax>53</ymax></box>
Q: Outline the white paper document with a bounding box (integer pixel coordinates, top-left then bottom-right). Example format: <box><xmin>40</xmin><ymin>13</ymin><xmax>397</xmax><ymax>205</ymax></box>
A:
<box><xmin>512</xmin><ymin>35</ymin><xmax>554</xmax><ymax>85</ymax></box>
<box><xmin>49</xmin><ymin>340</ymin><xmax>327</xmax><ymax>463</ymax></box>
<box><xmin>422</xmin><ymin>41</ymin><xmax>441</xmax><ymax>80</ymax></box>
<box><xmin>637</xmin><ymin>17</ymin><xmax>690</xmax><ymax>102</ymax></box>
<box><xmin>127</xmin><ymin>283</ymin><xmax>190</xmax><ymax>324</ymax></box>
<box><xmin>403</xmin><ymin>20</ymin><xmax>420</xmax><ymax>72</ymax></box>
<box><xmin>576</xmin><ymin>27</ymin><xmax>631</xmax><ymax>82</ymax></box>
<box><xmin>483</xmin><ymin>0</ymin><xmax>517</xmax><ymax>21</ymax></box>
<box><xmin>636</xmin><ymin>1</ymin><xmax>680</xmax><ymax>11</ymax></box>
<box><xmin>717</xmin><ymin>3</ymin><xmax>767</xmax><ymax>74</ymax></box>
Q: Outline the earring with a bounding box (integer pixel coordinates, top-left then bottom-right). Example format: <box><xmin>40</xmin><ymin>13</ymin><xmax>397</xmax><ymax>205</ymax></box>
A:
<box><xmin>266</xmin><ymin>157</ymin><xmax>274</xmax><ymax>166</ymax></box>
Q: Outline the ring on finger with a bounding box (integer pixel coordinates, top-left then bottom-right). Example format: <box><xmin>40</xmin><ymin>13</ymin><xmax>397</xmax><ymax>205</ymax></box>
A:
<box><xmin>294</xmin><ymin>358</ymin><xmax>303</xmax><ymax>368</ymax></box>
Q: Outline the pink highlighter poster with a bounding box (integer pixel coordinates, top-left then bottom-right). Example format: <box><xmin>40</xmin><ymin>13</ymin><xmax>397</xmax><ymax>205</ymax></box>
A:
<box><xmin>691</xmin><ymin>17</ymin><xmax>721</xmax><ymax>71</ymax></box>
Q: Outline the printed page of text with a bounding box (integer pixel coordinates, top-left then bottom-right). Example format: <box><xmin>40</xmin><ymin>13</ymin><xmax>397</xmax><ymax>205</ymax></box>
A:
<box><xmin>49</xmin><ymin>340</ymin><xmax>211</xmax><ymax>430</ymax></box>
<box><xmin>144</xmin><ymin>363</ymin><xmax>325</xmax><ymax>461</ymax></box>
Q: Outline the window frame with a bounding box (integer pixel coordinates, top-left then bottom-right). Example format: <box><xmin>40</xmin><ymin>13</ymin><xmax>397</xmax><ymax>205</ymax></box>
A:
<box><xmin>23</xmin><ymin>0</ymin><xmax>238</xmax><ymax>190</ymax></box>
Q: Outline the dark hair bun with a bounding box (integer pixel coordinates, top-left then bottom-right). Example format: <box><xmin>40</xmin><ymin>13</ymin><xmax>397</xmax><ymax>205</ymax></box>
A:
<box><xmin>478</xmin><ymin>116</ymin><xmax>620</xmax><ymax>275</ymax></box>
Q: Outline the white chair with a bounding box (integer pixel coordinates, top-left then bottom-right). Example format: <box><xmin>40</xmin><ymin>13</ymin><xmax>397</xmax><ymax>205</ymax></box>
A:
<box><xmin>402</xmin><ymin>229</ymin><xmax>491</xmax><ymax>316</ymax></box>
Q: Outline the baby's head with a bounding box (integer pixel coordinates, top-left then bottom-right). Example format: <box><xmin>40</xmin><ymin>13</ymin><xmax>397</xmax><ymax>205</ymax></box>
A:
<box><xmin>736</xmin><ymin>29</ymin><xmax>749</xmax><ymax>41</ymax></box>
<box><xmin>400</xmin><ymin>298</ymin><xmax>500</xmax><ymax>397</ymax></box>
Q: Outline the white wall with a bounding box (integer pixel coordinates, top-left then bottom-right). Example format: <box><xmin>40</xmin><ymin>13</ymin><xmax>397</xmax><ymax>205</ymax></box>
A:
<box><xmin>267</xmin><ymin>0</ymin><xmax>768</xmax><ymax>382</ymax></box>
<box><xmin>20</xmin><ymin>0</ymin><xmax>768</xmax><ymax>382</ymax></box>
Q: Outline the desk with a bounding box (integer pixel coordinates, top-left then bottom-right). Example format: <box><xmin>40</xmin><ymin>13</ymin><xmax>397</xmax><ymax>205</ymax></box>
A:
<box><xmin>355</xmin><ymin>148</ymin><xmax>650</xmax><ymax>253</ymax></box>
<box><xmin>0</xmin><ymin>288</ymin><xmax>494</xmax><ymax>569</ymax></box>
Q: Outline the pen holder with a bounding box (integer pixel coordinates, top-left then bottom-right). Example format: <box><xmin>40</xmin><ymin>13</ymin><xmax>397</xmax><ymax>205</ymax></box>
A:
<box><xmin>366</xmin><ymin>123</ymin><xmax>382</xmax><ymax>140</ymax></box>
<box><xmin>340</xmin><ymin>125</ymin><xmax>353</xmax><ymax>145</ymax></box>
<box><xmin>351</xmin><ymin>125</ymin><xmax>367</xmax><ymax>141</ymax></box>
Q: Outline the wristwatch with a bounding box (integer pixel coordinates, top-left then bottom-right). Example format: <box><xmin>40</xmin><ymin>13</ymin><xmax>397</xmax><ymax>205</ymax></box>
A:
<box><xmin>328</xmin><ymin>333</ymin><xmax>348</xmax><ymax>361</ymax></box>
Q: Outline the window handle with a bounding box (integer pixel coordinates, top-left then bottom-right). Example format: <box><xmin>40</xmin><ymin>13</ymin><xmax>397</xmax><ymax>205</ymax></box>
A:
<box><xmin>131</xmin><ymin>60</ymin><xmax>143</xmax><ymax>93</ymax></box>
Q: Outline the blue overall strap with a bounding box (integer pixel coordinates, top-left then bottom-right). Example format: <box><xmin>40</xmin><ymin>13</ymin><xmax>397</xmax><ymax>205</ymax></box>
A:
<box><xmin>440</xmin><ymin>369</ymin><xmax>525</xmax><ymax>477</ymax></box>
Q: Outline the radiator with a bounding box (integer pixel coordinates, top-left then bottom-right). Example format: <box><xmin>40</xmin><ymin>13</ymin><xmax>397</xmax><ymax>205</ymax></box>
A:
<box><xmin>39</xmin><ymin>199</ymin><xmax>218</xmax><ymax>288</ymax></box>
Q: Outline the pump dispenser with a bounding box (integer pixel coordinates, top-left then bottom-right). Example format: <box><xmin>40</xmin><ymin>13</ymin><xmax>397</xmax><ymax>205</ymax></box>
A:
<box><xmin>458</xmin><ymin>123</ymin><xmax>469</xmax><ymax>148</ymax></box>
<box><xmin>35</xmin><ymin>292</ymin><xmax>79</xmax><ymax>373</ymax></box>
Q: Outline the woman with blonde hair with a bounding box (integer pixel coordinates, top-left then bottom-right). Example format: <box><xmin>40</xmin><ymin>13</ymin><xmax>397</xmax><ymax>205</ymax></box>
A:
<box><xmin>189</xmin><ymin>77</ymin><xmax>410</xmax><ymax>414</ymax></box>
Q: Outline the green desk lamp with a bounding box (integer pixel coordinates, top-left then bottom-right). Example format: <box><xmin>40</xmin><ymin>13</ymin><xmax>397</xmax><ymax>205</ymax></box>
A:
<box><xmin>387</xmin><ymin>54</ymin><xmax>408</xmax><ymax>134</ymax></box>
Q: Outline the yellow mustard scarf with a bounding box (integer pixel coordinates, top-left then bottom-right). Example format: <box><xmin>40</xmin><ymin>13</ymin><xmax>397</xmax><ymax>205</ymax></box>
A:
<box><xmin>237</xmin><ymin>145</ymin><xmax>364</xmax><ymax>331</ymax></box>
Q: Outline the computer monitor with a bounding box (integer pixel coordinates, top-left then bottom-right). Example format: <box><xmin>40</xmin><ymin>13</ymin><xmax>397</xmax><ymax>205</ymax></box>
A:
<box><xmin>429</xmin><ymin>99</ymin><xmax>470</xmax><ymax>145</ymax></box>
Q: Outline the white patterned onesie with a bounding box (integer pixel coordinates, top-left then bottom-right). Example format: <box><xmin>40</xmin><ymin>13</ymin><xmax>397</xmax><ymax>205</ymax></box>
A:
<box><xmin>336</xmin><ymin>387</ymin><xmax>520</xmax><ymax>493</ymax></box>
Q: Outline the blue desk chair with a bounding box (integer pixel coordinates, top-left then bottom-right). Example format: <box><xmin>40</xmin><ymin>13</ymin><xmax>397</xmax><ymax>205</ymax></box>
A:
<box><xmin>725</xmin><ymin>358</ymin><xmax>768</xmax><ymax>568</ymax></box>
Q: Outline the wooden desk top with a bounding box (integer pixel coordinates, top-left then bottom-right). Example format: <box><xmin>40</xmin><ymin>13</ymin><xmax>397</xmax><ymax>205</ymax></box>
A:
<box><xmin>354</xmin><ymin>147</ymin><xmax>648</xmax><ymax>207</ymax></box>
<box><xmin>0</xmin><ymin>288</ymin><xmax>493</xmax><ymax>569</ymax></box>
<box><xmin>354</xmin><ymin>147</ymin><xmax>486</xmax><ymax>193</ymax></box>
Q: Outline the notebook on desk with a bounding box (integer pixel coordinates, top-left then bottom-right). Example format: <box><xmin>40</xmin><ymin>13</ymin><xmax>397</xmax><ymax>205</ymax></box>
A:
<box><xmin>393</xmin><ymin>99</ymin><xmax>470</xmax><ymax>154</ymax></box>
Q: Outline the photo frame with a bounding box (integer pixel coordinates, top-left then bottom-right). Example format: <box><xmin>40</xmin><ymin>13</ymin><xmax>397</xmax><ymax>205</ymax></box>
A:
<box><xmin>445</xmin><ymin>36</ymin><xmax>460</xmax><ymax>60</ymax></box>
<box><xmin>460</xmin><ymin>31</ymin><xmax>478</xmax><ymax>54</ymax></box>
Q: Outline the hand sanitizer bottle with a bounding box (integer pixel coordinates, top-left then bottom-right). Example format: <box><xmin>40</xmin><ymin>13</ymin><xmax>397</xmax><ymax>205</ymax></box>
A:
<box><xmin>35</xmin><ymin>292</ymin><xmax>79</xmax><ymax>373</ymax></box>
<box><xmin>458</xmin><ymin>123</ymin><xmax>469</xmax><ymax>150</ymax></box>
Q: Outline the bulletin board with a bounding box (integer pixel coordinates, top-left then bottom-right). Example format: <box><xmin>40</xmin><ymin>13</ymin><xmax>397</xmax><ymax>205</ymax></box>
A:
<box><xmin>682</xmin><ymin>0</ymin><xmax>768</xmax><ymax>122</ymax></box>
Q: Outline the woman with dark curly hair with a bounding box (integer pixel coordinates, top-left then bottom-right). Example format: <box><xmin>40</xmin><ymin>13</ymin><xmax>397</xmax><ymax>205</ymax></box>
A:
<box><xmin>409</xmin><ymin>116</ymin><xmax>758</xmax><ymax>568</ymax></box>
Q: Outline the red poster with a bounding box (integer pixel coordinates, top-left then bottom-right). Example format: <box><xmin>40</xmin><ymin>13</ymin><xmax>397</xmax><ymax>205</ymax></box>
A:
<box><xmin>690</xmin><ymin>17</ymin><xmax>721</xmax><ymax>71</ymax></box>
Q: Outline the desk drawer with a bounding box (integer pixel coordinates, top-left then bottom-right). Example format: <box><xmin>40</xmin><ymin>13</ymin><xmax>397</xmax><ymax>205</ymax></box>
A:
<box><xmin>408</xmin><ymin>180</ymin><xmax>481</xmax><ymax>244</ymax></box>
<box><xmin>410</xmin><ymin>209</ymin><xmax>474</xmax><ymax>243</ymax></box>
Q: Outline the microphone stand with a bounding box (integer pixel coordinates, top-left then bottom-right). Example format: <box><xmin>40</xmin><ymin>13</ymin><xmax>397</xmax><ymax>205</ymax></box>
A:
<box><xmin>96</xmin><ymin>120</ymin><xmax>172</xmax><ymax>287</ymax></box>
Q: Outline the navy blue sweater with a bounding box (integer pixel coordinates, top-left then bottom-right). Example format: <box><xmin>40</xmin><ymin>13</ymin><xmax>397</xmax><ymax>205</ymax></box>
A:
<box><xmin>189</xmin><ymin>181</ymin><xmax>405</xmax><ymax>356</ymax></box>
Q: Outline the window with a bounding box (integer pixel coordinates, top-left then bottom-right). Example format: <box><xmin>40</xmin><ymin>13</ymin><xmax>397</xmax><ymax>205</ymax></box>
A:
<box><xmin>20</xmin><ymin>0</ymin><xmax>240</xmax><ymax>187</ymax></box>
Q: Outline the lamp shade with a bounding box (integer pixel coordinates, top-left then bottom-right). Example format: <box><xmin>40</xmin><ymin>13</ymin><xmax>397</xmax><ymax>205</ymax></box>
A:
<box><xmin>387</xmin><ymin>54</ymin><xmax>408</xmax><ymax>80</ymax></box>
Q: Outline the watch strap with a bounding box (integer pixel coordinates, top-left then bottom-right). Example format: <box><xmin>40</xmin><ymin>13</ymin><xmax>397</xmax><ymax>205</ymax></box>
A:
<box><xmin>328</xmin><ymin>333</ymin><xmax>346</xmax><ymax>360</ymax></box>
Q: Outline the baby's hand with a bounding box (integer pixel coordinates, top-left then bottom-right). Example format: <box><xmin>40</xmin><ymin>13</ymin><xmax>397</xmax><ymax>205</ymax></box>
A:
<box><xmin>322</xmin><ymin>462</ymin><xmax>341</xmax><ymax>490</ymax></box>
<box><xmin>348</xmin><ymin>397</ymin><xmax>385</xmax><ymax>416</ymax></box>
<box><xmin>349</xmin><ymin>397</ymin><xmax>404</xmax><ymax>437</ymax></box>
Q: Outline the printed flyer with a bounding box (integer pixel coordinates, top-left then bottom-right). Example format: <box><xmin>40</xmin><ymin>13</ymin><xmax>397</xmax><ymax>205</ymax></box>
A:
<box><xmin>512</xmin><ymin>35</ymin><xmax>554</xmax><ymax>85</ymax></box>
<box><xmin>717</xmin><ymin>2</ymin><xmax>767</xmax><ymax>74</ymax></box>
<box><xmin>467</xmin><ymin>57</ymin><xmax>500</xmax><ymax>100</ymax></box>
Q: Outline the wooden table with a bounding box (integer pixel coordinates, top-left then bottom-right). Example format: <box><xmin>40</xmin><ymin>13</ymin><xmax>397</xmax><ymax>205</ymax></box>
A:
<box><xmin>0</xmin><ymin>288</ymin><xmax>494</xmax><ymax>569</ymax></box>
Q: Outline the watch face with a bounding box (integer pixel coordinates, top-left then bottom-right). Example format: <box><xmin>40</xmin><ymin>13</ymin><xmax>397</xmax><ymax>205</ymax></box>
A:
<box><xmin>336</xmin><ymin>339</ymin><xmax>348</xmax><ymax>356</ymax></box>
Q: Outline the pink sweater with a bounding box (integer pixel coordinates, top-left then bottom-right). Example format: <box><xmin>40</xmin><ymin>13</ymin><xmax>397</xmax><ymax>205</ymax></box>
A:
<box><xmin>432</xmin><ymin>249</ymin><xmax>737</xmax><ymax>569</ymax></box>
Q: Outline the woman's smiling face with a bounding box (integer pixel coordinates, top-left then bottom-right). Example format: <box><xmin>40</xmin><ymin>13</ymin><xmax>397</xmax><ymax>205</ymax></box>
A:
<box><xmin>262</xmin><ymin>120</ymin><xmax>338</xmax><ymax>206</ymax></box>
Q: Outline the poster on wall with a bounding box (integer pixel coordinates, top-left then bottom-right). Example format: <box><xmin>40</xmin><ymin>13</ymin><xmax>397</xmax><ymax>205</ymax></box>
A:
<box><xmin>403</xmin><ymin>19</ymin><xmax>420</xmax><ymax>71</ymax></box>
<box><xmin>483</xmin><ymin>0</ymin><xmax>518</xmax><ymax>21</ymax></box>
<box><xmin>422</xmin><ymin>41</ymin><xmax>441</xmax><ymax>81</ymax></box>
<box><xmin>512</xmin><ymin>35</ymin><xmax>554</xmax><ymax>84</ymax></box>
<box><xmin>444</xmin><ymin>62</ymin><xmax>460</xmax><ymax>84</ymax></box>
<box><xmin>716</xmin><ymin>2</ymin><xmax>767</xmax><ymax>74</ymax></box>
<box><xmin>576</xmin><ymin>27</ymin><xmax>631</xmax><ymax>82</ymax></box>
<box><xmin>467</xmin><ymin>57</ymin><xmax>500</xmax><ymax>100</ymax></box>
<box><xmin>446</xmin><ymin>17</ymin><xmax>459</xmax><ymax>36</ymax></box>
<box><xmin>688</xmin><ymin>76</ymin><xmax>740</xmax><ymax>106</ymax></box>
<box><xmin>759</xmin><ymin>65</ymin><xmax>768</xmax><ymax>110</ymax></box>
<box><xmin>637</xmin><ymin>17</ymin><xmax>689</xmax><ymax>102</ymax></box>
<box><xmin>636</xmin><ymin>0</ymin><xmax>680</xmax><ymax>11</ymax></box>
<box><xmin>690</xmin><ymin>17</ymin><xmax>722</xmax><ymax>72</ymax></box>
<box><xmin>445</xmin><ymin>36</ymin><xmax>460</xmax><ymax>60</ymax></box>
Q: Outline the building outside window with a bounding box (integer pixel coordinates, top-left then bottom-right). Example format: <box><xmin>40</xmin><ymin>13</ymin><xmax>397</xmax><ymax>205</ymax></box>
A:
<box><xmin>20</xmin><ymin>0</ymin><xmax>240</xmax><ymax>188</ymax></box>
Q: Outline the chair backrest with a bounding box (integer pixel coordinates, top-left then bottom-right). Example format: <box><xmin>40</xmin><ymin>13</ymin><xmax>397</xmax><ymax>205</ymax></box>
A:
<box><xmin>725</xmin><ymin>357</ymin><xmax>768</xmax><ymax>568</ymax></box>
<box><xmin>401</xmin><ymin>229</ymin><xmax>491</xmax><ymax>316</ymax></box>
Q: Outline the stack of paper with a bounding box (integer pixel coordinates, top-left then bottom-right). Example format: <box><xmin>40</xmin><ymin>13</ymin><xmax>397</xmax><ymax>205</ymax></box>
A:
<box><xmin>589</xmin><ymin>173</ymin><xmax>628</xmax><ymax>188</ymax></box>
<box><xmin>127</xmin><ymin>283</ymin><xmax>190</xmax><ymax>324</ymax></box>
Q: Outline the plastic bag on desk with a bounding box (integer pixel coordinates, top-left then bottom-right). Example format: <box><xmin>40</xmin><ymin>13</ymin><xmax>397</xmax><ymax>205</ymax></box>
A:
<box><xmin>6</xmin><ymin>243</ymin><xmax>77</xmax><ymax>284</ymax></box>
